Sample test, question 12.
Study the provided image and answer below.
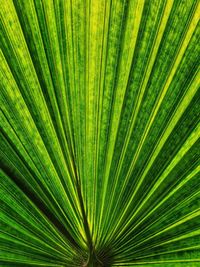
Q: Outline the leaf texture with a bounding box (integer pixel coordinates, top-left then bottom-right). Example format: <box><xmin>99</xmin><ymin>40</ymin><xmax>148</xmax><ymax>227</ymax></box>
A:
<box><xmin>0</xmin><ymin>0</ymin><xmax>200</xmax><ymax>266</ymax></box>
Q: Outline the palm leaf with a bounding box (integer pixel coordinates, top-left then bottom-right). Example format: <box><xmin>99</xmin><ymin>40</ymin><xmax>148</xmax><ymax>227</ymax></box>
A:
<box><xmin>0</xmin><ymin>0</ymin><xmax>199</xmax><ymax>266</ymax></box>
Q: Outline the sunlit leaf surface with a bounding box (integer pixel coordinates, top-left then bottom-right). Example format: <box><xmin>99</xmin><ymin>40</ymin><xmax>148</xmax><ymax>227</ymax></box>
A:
<box><xmin>0</xmin><ymin>0</ymin><xmax>200</xmax><ymax>266</ymax></box>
